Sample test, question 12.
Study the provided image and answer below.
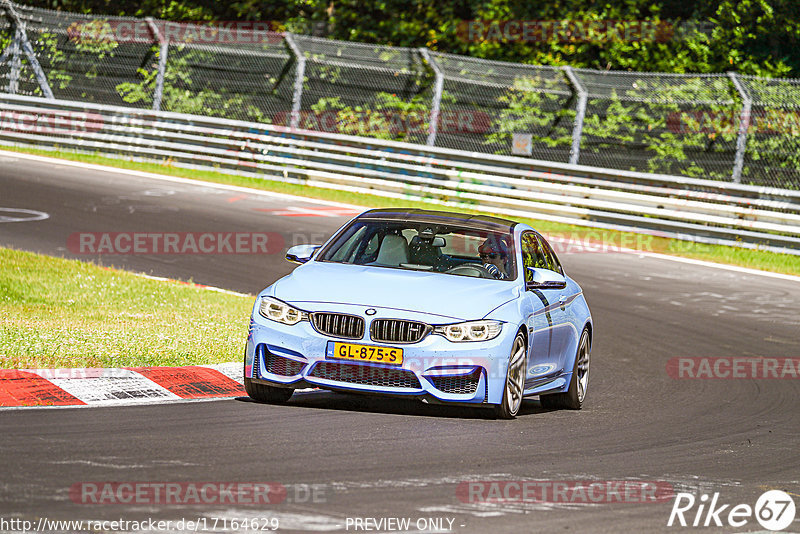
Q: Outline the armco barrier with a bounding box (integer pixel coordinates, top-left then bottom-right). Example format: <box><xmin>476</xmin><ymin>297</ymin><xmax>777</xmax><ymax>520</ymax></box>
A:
<box><xmin>1</xmin><ymin>92</ymin><xmax>799</xmax><ymax>255</ymax></box>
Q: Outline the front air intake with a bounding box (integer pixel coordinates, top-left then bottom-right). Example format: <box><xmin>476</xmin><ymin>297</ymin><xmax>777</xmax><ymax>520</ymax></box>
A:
<box><xmin>428</xmin><ymin>370</ymin><xmax>482</xmax><ymax>395</ymax></box>
<box><xmin>309</xmin><ymin>361</ymin><xmax>421</xmax><ymax>389</ymax></box>
<box><xmin>261</xmin><ymin>348</ymin><xmax>305</xmax><ymax>376</ymax></box>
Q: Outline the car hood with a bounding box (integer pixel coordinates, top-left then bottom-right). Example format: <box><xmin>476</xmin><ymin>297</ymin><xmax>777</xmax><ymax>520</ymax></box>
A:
<box><xmin>272</xmin><ymin>262</ymin><xmax>519</xmax><ymax>321</ymax></box>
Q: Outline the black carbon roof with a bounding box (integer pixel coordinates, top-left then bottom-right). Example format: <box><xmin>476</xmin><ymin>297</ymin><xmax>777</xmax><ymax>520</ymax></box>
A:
<box><xmin>357</xmin><ymin>208</ymin><xmax>518</xmax><ymax>233</ymax></box>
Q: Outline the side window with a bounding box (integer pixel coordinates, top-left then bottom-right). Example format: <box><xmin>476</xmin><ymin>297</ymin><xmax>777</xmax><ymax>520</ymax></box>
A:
<box><xmin>535</xmin><ymin>234</ymin><xmax>563</xmax><ymax>274</ymax></box>
<box><xmin>521</xmin><ymin>232</ymin><xmax>548</xmax><ymax>282</ymax></box>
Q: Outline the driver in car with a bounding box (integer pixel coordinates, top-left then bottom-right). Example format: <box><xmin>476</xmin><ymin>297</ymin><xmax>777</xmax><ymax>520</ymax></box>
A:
<box><xmin>478</xmin><ymin>238</ymin><xmax>509</xmax><ymax>280</ymax></box>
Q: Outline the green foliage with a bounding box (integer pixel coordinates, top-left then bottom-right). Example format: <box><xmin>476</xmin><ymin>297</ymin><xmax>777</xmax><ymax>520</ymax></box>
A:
<box><xmin>486</xmin><ymin>76</ymin><xmax>575</xmax><ymax>152</ymax></box>
<box><xmin>1</xmin><ymin>27</ymin><xmax>72</xmax><ymax>97</ymax></box>
<box><xmin>116</xmin><ymin>44</ymin><xmax>269</xmax><ymax>122</ymax></box>
<box><xmin>741</xmin><ymin>80</ymin><xmax>800</xmax><ymax>189</ymax></box>
<box><xmin>42</xmin><ymin>20</ymin><xmax>123</xmax><ymax>96</ymax></box>
<box><xmin>36</xmin><ymin>32</ymin><xmax>73</xmax><ymax>91</ymax></box>
<box><xmin>25</xmin><ymin>0</ymin><xmax>800</xmax><ymax>76</ymax></box>
<box><xmin>579</xmin><ymin>77</ymin><xmax>740</xmax><ymax>177</ymax></box>
<box><xmin>309</xmin><ymin>92</ymin><xmax>432</xmax><ymax>141</ymax></box>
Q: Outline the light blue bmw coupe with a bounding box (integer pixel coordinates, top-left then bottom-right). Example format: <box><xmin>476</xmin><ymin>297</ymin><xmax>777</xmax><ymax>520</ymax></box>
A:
<box><xmin>244</xmin><ymin>209</ymin><xmax>592</xmax><ymax>418</ymax></box>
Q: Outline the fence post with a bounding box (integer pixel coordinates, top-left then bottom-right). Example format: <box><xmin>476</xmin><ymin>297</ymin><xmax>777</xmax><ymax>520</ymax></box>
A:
<box><xmin>419</xmin><ymin>48</ymin><xmax>444</xmax><ymax>147</ymax></box>
<box><xmin>728</xmin><ymin>72</ymin><xmax>751</xmax><ymax>184</ymax></box>
<box><xmin>562</xmin><ymin>66</ymin><xmax>588</xmax><ymax>166</ymax></box>
<box><xmin>146</xmin><ymin>18</ymin><xmax>168</xmax><ymax>112</ymax></box>
<box><xmin>1</xmin><ymin>0</ymin><xmax>54</xmax><ymax>98</ymax></box>
<box><xmin>284</xmin><ymin>33</ymin><xmax>306</xmax><ymax>130</ymax></box>
<box><xmin>16</xmin><ymin>22</ymin><xmax>54</xmax><ymax>98</ymax></box>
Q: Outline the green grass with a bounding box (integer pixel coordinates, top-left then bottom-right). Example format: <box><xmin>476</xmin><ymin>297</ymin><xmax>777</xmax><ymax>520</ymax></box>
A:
<box><xmin>2</xmin><ymin>144</ymin><xmax>799</xmax><ymax>276</ymax></box>
<box><xmin>0</xmin><ymin>247</ymin><xmax>253</xmax><ymax>369</ymax></box>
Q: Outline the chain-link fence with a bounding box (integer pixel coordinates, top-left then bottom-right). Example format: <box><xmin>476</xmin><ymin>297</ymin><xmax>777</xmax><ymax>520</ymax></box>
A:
<box><xmin>14</xmin><ymin>3</ymin><xmax>155</xmax><ymax>106</ymax></box>
<box><xmin>160</xmin><ymin>29</ymin><xmax>294</xmax><ymax>123</ymax></box>
<box><xmin>1</xmin><ymin>0</ymin><xmax>798</xmax><ymax>189</ymax></box>
<box><xmin>429</xmin><ymin>52</ymin><xmax>575</xmax><ymax>164</ymax></box>
<box><xmin>293</xmin><ymin>35</ymin><xmax>432</xmax><ymax>146</ymax></box>
<box><xmin>574</xmin><ymin>70</ymin><xmax>741</xmax><ymax>181</ymax></box>
<box><xmin>737</xmin><ymin>75</ymin><xmax>800</xmax><ymax>190</ymax></box>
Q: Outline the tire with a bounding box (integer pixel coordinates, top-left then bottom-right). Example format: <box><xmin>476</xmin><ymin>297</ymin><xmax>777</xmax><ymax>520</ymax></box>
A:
<box><xmin>493</xmin><ymin>331</ymin><xmax>528</xmax><ymax>419</ymax></box>
<box><xmin>244</xmin><ymin>377</ymin><xmax>294</xmax><ymax>403</ymax></box>
<box><xmin>244</xmin><ymin>358</ymin><xmax>294</xmax><ymax>404</ymax></box>
<box><xmin>540</xmin><ymin>328</ymin><xmax>590</xmax><ymax>410</ymax></box>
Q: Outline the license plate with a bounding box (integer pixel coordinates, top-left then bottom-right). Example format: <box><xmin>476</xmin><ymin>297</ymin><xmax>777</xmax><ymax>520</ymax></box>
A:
<box><xmin>326</xmin><ymin>342</ymin><xmax>404</xmax><ymax>365</ymax></box>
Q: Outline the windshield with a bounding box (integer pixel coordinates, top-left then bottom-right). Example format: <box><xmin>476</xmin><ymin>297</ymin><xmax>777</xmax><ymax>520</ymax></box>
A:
<box><xmin>317</xmin><ymin>220</ymin><xmax>517</xmax><ymax>280</ymax></box>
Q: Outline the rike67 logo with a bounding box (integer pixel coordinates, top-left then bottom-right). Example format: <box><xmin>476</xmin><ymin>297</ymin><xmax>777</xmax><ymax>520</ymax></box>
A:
<box><xmin>668</xmin><ymin>490</ymin><xmax>796</xmax><ymax>531</ymax></box>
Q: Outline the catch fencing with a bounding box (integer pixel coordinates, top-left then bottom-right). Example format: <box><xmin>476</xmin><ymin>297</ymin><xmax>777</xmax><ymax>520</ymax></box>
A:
<box><xmin>2</xmin><ymin>0</ymin><xmax>800</xmax><ymax>189</ymax></box>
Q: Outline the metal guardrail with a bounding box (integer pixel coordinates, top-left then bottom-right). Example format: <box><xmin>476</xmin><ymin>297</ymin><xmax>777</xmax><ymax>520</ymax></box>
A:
<box><xmin>1</xmin><ymin>92</ymin><xmax>799</xmax><ymax>255</ymax></box>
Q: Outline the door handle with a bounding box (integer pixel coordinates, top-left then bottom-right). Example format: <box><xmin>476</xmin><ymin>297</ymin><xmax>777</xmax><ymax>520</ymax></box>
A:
<box><xmin>558</xmin><ymin>295</ymin><xmax>568</xmax><ymax>303</ymax></box>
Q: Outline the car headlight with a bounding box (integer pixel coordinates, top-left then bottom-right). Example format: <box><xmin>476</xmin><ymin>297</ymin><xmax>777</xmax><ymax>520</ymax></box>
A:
<box><xmin>433</xmin><ymin>320</ymin><xmax>503</xmax><ymax>342</ymax></box>
<box><xmin>258</xmin><ymin>297</ymin><xmax>308</xmax><ymax>325</ymax></box>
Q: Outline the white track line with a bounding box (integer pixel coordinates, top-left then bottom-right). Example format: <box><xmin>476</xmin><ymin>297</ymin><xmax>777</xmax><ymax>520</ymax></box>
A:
<box><xmin>0</xmin><ymin>149</ymin><xmax>364</xmax><ymax>209</ymax></box>
<box><xmin>2</xmin><ymin>148</ymin><xmax>798</xmax><ymax>283</ymax></box>
<box><xmin>636</xmin><ymin>251</ymin><xmax>800</xmax><ymax>283</ymax></box>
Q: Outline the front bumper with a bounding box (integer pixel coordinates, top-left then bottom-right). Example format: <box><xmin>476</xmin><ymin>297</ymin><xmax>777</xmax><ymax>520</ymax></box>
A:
<box><xmin>244</xmin><ymin>303</ymin><xmax>518</xmax><ymax>405</ymax></box>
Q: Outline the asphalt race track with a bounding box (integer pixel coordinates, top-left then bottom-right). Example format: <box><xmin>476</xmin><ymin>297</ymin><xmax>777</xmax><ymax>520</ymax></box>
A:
<box><xmin>1</xmin><ymin>152</ymin><xmax>799</xmax><ymax>533</ymax></box>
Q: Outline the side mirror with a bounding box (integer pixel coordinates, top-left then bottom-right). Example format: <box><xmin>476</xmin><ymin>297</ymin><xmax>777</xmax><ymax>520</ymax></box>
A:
<box><xmin>432</xmin><ymin>236</ymin><xmax>446</xmax><ymax>247</ymax></box>
<box><xmin>525</xmin><ymin>267</ymin><xmax>567</xmax><ymax>290</ymax></box>
<box><xmin>286</xmin><ymin>244</ymin><xmax>321</xmax><ymax>265</ymax></box>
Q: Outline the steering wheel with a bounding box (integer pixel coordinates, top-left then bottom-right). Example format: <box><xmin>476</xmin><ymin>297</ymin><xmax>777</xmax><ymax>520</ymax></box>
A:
<box><xmin>444</xmin><ymin>264</ymin><xmax>496</xmax><ymax>279</ymax></box>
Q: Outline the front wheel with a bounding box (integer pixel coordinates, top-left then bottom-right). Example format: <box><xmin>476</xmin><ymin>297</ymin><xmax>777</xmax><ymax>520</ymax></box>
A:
<box><xmin>540</xmin><ymin>328</ymin><xmax>590</xmax><ymax>410</ymax></box>
<box><xmin>244</xmin><ymin>377</ymin><xmax>294</xmax><ymax>403</ymax></box>
<box><xmin>493</xmin><ymin>331</ymin><xmax>528</xmax><ymax>419</ymax></box>
<box><xmin>244</xmin><ymin>358</ymin><xmax>293</xmax><ymax>404</ymax></box>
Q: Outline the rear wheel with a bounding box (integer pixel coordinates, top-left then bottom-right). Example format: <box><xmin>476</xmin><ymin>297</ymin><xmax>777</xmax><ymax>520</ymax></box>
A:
<box><xmin>540</xmin><ymin>328</ymin><xmax>590</xmax><ymax>410</ymax></box>
<box><xmin>493</xmin><ymin>331</ymin><xmax>528</xmax><ymax>419</ymax></box>
<box><xmin>244</xmin><ymin>359</ymin><xmax>293</xmax><ymax>404</ymax></box>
